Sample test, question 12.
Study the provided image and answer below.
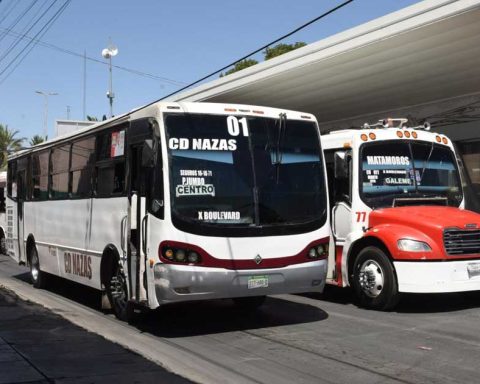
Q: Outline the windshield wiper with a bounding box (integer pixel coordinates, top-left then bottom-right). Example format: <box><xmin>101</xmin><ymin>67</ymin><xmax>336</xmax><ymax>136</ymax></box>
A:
<box><xmin>419</xmin><ymin>141</ymin><xmax>435</xmax><ymax>185</ymax></box>
<box><xmin>274</xmin><ymin>113</ymin><xmax>287</xmax><ymax>184</ymax></box>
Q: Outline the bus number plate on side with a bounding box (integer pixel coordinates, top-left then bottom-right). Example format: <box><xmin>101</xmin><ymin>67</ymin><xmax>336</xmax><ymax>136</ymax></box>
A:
<box><xmin>248</xmin><ymin>275</ymin><xmax>269</xmax><ymax>289</ymax></box>
<box><xmin>467</xmin><ymin>263</ymin><xmax>480</xmax><ymax>279</ymax></box>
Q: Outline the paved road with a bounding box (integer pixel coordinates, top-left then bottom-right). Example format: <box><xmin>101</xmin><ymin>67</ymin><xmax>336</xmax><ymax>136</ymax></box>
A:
<box><xmin>1</xmin><ymin>254</ymin><xmax>480</xmax><ymax>384</ymax></box>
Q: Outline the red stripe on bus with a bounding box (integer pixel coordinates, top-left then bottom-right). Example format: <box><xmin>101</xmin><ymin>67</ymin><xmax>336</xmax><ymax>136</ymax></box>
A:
<box><xmin>159</xmin><ymin>237</ymin><xmax>329</xmax><ymax>270</ymax></box>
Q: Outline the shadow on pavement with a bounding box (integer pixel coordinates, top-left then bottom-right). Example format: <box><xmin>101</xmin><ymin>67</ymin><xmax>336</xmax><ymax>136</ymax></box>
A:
<box><xmin>13</xmin><ymin>272</ymin><xmax>103</xmax><ymax>311</ymax></box>
<box><xmin>12</xmin><ymin>272</ymin><xmax>328</xmax><ymax>336</ymax></box>
<box><xmin>137</xmin><ymin>296</ymin><xmax>328</xmax><ymax>338</ymax></box>
<box><xmin>307</xmin><ymin>284</ymin><xmax>480</xmax><ymax>314</ymax></box>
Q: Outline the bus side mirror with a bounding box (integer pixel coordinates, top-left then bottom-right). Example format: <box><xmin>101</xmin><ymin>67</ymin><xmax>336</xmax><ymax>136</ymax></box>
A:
<box><xmin>142</xmin><ymin>139</ymin><xmax>155</xmax><ymax>167</ymax></box>
<box><xmin>334</xmin><ymin>151</ymin><xmax>348</xmax><ymax>179</ymax></box>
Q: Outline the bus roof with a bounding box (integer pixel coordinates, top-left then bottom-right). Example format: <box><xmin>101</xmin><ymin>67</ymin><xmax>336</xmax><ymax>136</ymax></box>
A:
<box><xmin>9</xmin><ymin>101</ymin><xmax>317</xmax><ymax>161</ymax></box>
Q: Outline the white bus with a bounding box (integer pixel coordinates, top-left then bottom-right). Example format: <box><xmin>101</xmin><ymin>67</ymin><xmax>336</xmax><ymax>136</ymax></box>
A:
<box><xmin>7</xmin><ymin>102</ymin><xmax>329</xmax><ymax>320</ymax></box>
<box><xmin>322</xmin><ymin>118</ymin><xmax>480</xmax><ymax>310</ymax></box>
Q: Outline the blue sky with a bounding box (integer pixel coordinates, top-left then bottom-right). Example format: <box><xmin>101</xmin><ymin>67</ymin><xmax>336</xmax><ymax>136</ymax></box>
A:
<box><xmin>0</xmin><ymin>0</ymin><xmax>421</xmax><ymax>142</ymax></box>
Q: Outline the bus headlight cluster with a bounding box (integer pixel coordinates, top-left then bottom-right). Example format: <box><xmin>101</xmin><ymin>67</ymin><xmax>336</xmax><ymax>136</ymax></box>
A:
<box><xmin>397</xmin><ymin>239</ymin><xmax>432</xmax><ymax>252</ymax></box>
<box><xmin>162</xmin><ymin>247</ymin><xmax>202</xmax><ymax>264</ymax></box>
<box><xmin>307</xmin><ymin>243</ymin><xmax>328</xmax><ymax>259</ymax></box>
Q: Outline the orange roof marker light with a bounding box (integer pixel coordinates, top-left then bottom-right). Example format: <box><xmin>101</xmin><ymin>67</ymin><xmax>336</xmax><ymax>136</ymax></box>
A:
<box><xmin>436</xmin><ymin>135</ymin><xmax>442</xmax><ymax>143</ymax></box>
<box><xmin>397</xmin><ymin>130</ymin><xmax>404</xmax><ymax>138</ymax></box>
<box><xmin>442</xmin><ymin>137</ymin><xmax>449</xmax><ymax>145</ymax></box>
<box><xmin>368</xmin><ymin>132</ymin><xmax>376</xmax><ymax>140</ymax></box>
<box><xmin>361</xmin><ymin>133</ymin><xmax>368</xmax><ymax>141</ymax></box>
<box><xmin>224</xmin><ymin>108</ymin><xmax>237</xmax><ymax>112</ymax></box>
<box><xmin>404</xmin><ymin>131</ymin><xmax>411</xmax><ymax>138</ymax></box>
<box><xmin>412</xmin><ymin>131</ymin><xmax>418</xmax><ymax>139</ymax></box>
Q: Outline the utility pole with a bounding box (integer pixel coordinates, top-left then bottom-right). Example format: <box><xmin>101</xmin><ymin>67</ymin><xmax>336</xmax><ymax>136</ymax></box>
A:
<box><xmin>35</xmin><ymin>90</ymin><xmax>58</xmax><ymax>138</ymax></box>
<box><xmin>101</xmin><ymin>41</ymin><xmax>118</xmax><ymax>118</ymax></box>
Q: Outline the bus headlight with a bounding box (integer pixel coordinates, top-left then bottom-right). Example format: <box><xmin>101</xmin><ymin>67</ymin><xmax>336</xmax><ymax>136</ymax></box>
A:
<box><xmin>316</xmin><ymin>244</ymin><xmax>328</xmax><ymax>257</ymax></box>
<box><xmin>175</xmin><ymin>249</ymin><xmax>186</xmax><ymax>262</ymax></box>
<box><xmin>397</xmin><ymin>239</ymin><xmax>432</xmax><ymax>252</ymax></box>
<box><xmin>164</xmin><ymin>249</ymin><xmax>174</xmax><ymax>260</ymax></box>
<box><xmin>308</xmin><ymin>248</ymin><xmax>318</xmax><ymax>259</ymax></box>
<box><xmin>188</xmin><ymin>251</ymin><xmax>199</xmax><ymax>263</ymax></box>
<box><xmin>160</xmin><ymin>243</ymin><xmax>203</xmax><ymax>265</ymax></box>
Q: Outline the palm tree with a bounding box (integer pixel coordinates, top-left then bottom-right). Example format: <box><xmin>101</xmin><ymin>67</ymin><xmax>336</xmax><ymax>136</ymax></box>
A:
<box><xmin>29</xmin><ymin>134</ymin><xmax>47</xmax><ymax>146</ymax></box>
<box><xmin>0</xmin><ymin>124</ymin><xmax>25</xmax><ymax>170</ymax></box>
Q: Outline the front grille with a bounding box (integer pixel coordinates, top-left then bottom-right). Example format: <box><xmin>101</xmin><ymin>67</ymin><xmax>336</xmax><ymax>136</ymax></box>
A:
<box><xmin>443</xmin><ymin>228</ymin><xmax>480</xmax><ymax>255</ymax></box>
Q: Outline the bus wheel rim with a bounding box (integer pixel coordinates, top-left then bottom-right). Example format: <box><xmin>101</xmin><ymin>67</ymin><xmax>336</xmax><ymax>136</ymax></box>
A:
<box><xmin>358</xmin><ymin>259</ymin><xmax>384</xmax><ymax>298</ymax></box>
<box><xmin>110</xmin><ymin>268</ymin><xmax>127</xmax><ymax>311</ymax></box>
<box><xmin>31</xmin><ymin>253</ymin><xmax>39</xmax><ymax>281</ymax></box>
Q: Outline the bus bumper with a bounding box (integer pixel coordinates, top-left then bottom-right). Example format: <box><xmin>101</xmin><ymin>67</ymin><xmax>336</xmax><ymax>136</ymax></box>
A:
<box><xmin>153</xmin><ymin>260</ymin><xmax>327</xmax><ymax>304</ymax></box>
<box><xmin>394</xmin><ymin>260</ymin><xmax>480</xmax><ymax>293</ymax></box>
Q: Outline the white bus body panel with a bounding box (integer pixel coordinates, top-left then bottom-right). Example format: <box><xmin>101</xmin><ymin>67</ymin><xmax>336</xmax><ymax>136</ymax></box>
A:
<box><xmin>394</xmin><ymin>260</ymin><xmax>480</xmax><ymax>293</ymax></box>
<box><xmin>146</xmin><ymin>216</ymin><xmax>329</xmax><ymax>307</ymax></box>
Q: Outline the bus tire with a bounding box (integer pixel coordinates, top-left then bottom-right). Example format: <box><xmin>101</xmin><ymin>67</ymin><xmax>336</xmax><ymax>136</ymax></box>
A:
<box><xmin>29</xmin><ymin>245</ymin><xmax>47</xmax><ymax>289</ymax></box>
<box><xmin>233</xmin><ymin>296</ymin><xmax>266</xmax><ymax>310</ymax></box>
<box><xmin>0</xmin><ymin>235</ymin><xmax>6</xmax><ymax>255</ymax></box>
<box><xmin>352</xmin><ymin>246</ymin><xmax>400</xmax><ymax>311</ymax></box>
<box><xmin>106</xmin><ymin>262</ymin><xmax>129</xmax><ymax>321</ymax></box>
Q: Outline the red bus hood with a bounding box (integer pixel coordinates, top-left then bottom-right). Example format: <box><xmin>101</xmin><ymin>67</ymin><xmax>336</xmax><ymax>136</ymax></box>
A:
<box><xmin>369</xmin><ymin>206</ymin><xmax>480</xmax><ymax>231</ymax></box>
<box><xmin>367</xmin><ymin>206</ymin><xmax>480</xmax><ymax>260</ymax></box>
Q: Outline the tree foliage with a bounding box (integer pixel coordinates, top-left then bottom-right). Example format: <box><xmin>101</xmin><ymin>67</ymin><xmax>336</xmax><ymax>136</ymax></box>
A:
<box><xmin>29</xmin><ymin>135</ymin><xmax>47</xmax><ymax>146</ymax></box>
<box><xmin>0</xmin><ymin>124</ymin><xmax>24</xmax><ymax>170</ymax></box>
<box><xmin>87</xmin><ymin>115</ymin><xmax>108</xmax><ymax>122</ymax></box>
<box><xmin>220</xmin><ymin>42</ymin><xmax>307</xmax><ymax>77</ymax></box>
<box><xmin>264</xmin><ymin>42</ymin><xmax>306</xmax><ymax>60</ymax></box>
<box><xmin>220</xmin><ymin>59</ymin><xmax>259</xmax><ymax>77</ymax></box>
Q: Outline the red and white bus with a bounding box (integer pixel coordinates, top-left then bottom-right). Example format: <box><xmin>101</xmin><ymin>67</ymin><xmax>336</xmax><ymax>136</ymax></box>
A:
<box><xmin>6</xmin><ymin>102</ymin><xmax>329</xmax><ymax>320</ymax></box>
<box><xmin>322</xmin><ymin>118</ymin><xmax>480</xmax><ymax>310</ymax></box>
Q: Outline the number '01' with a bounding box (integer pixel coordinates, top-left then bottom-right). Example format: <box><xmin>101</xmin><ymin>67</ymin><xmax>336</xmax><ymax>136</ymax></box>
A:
<box><xmin>227</xmin><ymin>116</ymin><xmax>249</xmax><ymax>136</ymax></box>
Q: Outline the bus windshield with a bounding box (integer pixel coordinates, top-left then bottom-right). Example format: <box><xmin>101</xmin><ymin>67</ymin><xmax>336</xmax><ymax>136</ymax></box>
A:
<box><xmin>360</xmin><ymin>140</ymin><xmax>463</xmax><ymax>208</ymax></box>
<box><xmin>165</xmin><ymin>113</ymin><xmax>327</xmax><ymax>236</ymax></box>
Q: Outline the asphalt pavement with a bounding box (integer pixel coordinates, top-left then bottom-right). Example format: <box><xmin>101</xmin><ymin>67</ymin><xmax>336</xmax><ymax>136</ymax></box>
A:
<box><xmin>2</xmin><ymin>253</ymin><xmax>480</xmax><ymax>384</ymax></box>
<box><xmin>0</xmin><ymin>279</ymin><xmax>192</xmax><ymax>383</ymax></box>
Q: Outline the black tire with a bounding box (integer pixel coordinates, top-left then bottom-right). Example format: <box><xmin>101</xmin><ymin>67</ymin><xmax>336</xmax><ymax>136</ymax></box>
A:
<box><xmin>233</xmin><ymin>296</ymin><xmax>266</xmax><ymax>310</ymax></box>
<box><xmin>29</xmin><ymin>245</ymin><xmax>47</xmax><ymax>289</ymax></box>
<box><xmin>352</xmin><ymin>246</ymin><xmax>400</xmax><ymax>311</ymax></box>
<box><xmin>0</xmin><ymin>235</ymin><xmax>6</xmax><ymax>255</ymax></box>
<box><xmin>105</xmin><ymin>262</ymin><xmax>130</xmax><ymax>321</ymax></box>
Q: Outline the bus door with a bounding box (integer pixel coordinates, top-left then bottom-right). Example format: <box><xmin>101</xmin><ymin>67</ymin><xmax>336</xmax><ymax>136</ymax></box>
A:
<box><xmin>331</xmin><ymin>150</ymin><xmax>353</xmax><ymax>241</ymax></box>
<box><xmin>127</xmin><ymin>118</ymin><xmax>155</xmax><ymax>304</ymax></box>
<box><xmin>16</xmin><ymin>158</ymin><xmax>28</xmax><ymax>264</ymax></box>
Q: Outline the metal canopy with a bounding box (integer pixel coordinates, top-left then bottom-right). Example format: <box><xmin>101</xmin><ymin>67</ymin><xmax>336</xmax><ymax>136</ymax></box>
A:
<box><xmin>170</xmin><ymin>0</ymin><xmax>480</xmax><ymax>126</ymax></box>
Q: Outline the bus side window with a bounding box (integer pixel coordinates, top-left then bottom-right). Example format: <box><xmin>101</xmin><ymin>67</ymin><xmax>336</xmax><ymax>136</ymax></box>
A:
<box><xmin>0</xmin><ymin>187</ymin><xmax>5</xmax><ymax>213</ymax></box>
<box><xmin>31</xmin><ymin>151</ymin><xmax>50</xmax><ymax>200</ymax></box>
<box><xmin>323</xmin><ymin>150</ymin><xmax>336</xmax><ymax>207</ymax></box>
<box><xmin>7</xmin><ymin>160</ymin><xmax>17</xmax><ymax>199</ymax></box>
<box><xmin>71</xmin><ymin>136</ymin><xmax>95</xmax><ymax>198</ymax></box>
<box><xmin>149</xmin><ymin>137</ymin><xmax>164</xmax><ymax>219</ymax></box>
<box><xmin>50</xmin><ymin>145</ymin><xmax>71</xmax><ymax>199</ymax></box>
<box><xmin>334</xmin><ymin>150</ymin><xmax>352</xmax><ymax>204</ymax></box>
<box><xmin>95</xmin><ymin>127</ymin><xmax>127</xmax><ymax>197</ymax></box>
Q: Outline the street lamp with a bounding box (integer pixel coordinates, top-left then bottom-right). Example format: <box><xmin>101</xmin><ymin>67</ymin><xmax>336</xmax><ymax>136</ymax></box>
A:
<box><xmin>101</xmin><ymin>42</ymin><xmax>118</xmax><ymax>118</ymax></box>
<box><xmin>35</xmin><ymin>90</ymin><xmax>58</xmax><ymax>138</ymax></box>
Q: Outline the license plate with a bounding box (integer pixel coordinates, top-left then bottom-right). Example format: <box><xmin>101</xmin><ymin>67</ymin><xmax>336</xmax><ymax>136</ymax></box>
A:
<box><xmin>247</xmin><ymin>275</ymin><xmax>268</xmax><ymax>289</ymax></box>
<box><xmin>467</xmin><ymin>263</ymin><xmax>480</xmax><ymax>278</ymax></box>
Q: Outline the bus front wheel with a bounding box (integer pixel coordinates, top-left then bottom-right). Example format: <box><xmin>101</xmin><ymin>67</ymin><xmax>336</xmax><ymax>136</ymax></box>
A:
<box><xmin>29</xmin><ymin>246</ymin><xmax>47</xmax><ymax>289</ymax></box>
<box><xmin>352</xmin><ymin>246</ymin><xmax>400</xmax><ymax>311</ymax></box>
<box><xmin>106</xmin><ymin>263</ymin><xmax>129</xmax><ymax>321</ymax></box>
